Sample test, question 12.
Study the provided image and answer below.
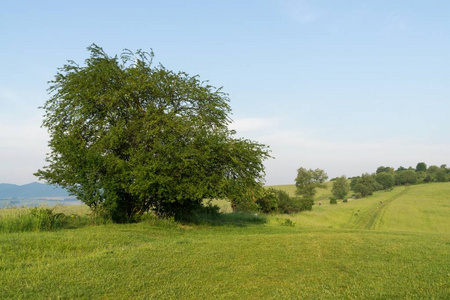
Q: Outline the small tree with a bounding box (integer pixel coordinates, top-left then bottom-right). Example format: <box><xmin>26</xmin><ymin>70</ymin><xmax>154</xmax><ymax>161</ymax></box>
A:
<box><xmin>331</xmin><ymin>176</ymin><xmax>349</xmax><ymax>200</ymax></box>
<box><xmin>415</xmin><ymin>162</ymin><xmax>427</xmax><ymax>172</ymax></box>
<box><xmin>375</xmin><ymin>172</ymin><xmax>395</xmax><ymax>190</ymax></box>
<box><xmin>395</xmin><ymin>170</ymin><xmax>418</xmax><ymax>185</ymax></box>
<box><xmin>353</xmin><ymin>183</ymin><xmax>372</xmax><ymax>197</ymax></box>
<box><xmin>352</xmin><ymin>173</ymin><xmax>380</xmax><ymax>197</ymax></box>
<box><xmin>295</xmin><ymin>167</ymin><xmax>328</xmax><ymax>206</ymax></box>
<box><xmin>350</xmin><ymin>177</ymin><xmax>360</xmax><ymax>190</ymax></box>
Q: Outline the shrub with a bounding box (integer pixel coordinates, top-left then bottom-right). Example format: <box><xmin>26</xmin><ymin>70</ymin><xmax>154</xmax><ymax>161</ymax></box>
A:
<box><xmin>329</xmin><ymin>197</ymin><xmax>337</xmax><ymax>205</ymax></box>
<box><xmin>255</xmin><ymin>189</ymin><xmax>278</xmax><ymax>213</ymax></box>
<box><xmin>279</xmin><ymin>218</ymin><xmax>295</xmax><ymax>227</ymax></box>
<box><xmin>253</xmin><ymin>188</ymin><xmax>316</xmax><ymax>214</ymax></box>
<box><xmin>298</xmin><ymin>197</ymin><xmax>314</xmax><ymax>211</ymax></box>
<box><xmin>274</xmin><ymin>190</ymin><xmax>305</xmax><ymax>214</ymax></box>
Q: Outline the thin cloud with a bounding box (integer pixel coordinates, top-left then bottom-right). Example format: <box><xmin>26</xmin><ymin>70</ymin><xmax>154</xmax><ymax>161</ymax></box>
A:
<box><xmin>280</xmin><ymin>0</ymin><xmax>320</xmax><ymax>24</ymax></box>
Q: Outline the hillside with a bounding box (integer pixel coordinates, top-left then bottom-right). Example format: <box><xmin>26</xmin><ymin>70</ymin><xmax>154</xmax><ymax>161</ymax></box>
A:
<box><xmin>271</xmin><ymin>182</ymin><xmax>450</xmax><ymax>233</ymax></box>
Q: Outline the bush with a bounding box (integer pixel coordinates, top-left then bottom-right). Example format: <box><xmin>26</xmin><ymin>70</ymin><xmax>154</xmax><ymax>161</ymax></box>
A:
<box><xmin>298</xmin><ymin>197</ymin><xmax>314</xmax><ymax>211</ymax></box>
<box><xmin>329</xmin><ymin>197</ymin><xmax>337</xmax><ymax>205</ymax></box>
<box><xmin>353</xmin><ymin>183</ymin><xmax>373</xmax><ymax>197</ymax></box>
<box><xmin>279</xmin><ymin>218</ymin><xmax>295</xmax><ymax>227</ymax></box>
<box><xmin>254</xmin><ymin>188</ymin><xmax>313</xmax><ymax>214</ymax></box>
<box><xmin>255</xmin><ymin>189</ymin><xmax>278</xmax><ymax>213</ymax></box>
<box><xmin>274</xmin><ymin>190</ymin><xmax>307</xmax><ymax>214</ymax></box>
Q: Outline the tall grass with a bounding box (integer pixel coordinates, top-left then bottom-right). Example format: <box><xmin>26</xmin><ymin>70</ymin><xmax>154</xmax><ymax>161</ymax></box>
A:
<box><xmin>0</xmin><ymin>206</ymin><xmax>94</xmax><ymax>233</ymax></box>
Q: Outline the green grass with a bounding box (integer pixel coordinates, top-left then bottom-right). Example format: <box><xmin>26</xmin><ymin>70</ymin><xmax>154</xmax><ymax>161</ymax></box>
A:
<box><xmin>1</xmin><ymin>183</ymin><xmax>449</xmax><ymax>299</ymax></box>
<box><xmin>0</xmin><ymin>205</ymin><xmax>96</xmax><ymax>233</ymax></box>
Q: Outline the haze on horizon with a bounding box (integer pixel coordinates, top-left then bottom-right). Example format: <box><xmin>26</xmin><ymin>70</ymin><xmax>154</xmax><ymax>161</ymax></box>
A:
<box><xmin>1</xmin><ymin>0</ymin><xmax>449</xmax><ymax>186</ymax></box>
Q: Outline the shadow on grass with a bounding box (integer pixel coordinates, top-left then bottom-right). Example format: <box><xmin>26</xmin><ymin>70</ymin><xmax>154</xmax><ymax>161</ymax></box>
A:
<box><xmin>0</xmin><ymin>207</ymin><xmax>266</xmax><ymax>233</ymax></box>
<box><xmin>182</xmin><ymin>212</ymin><xmax>267</xmax><ymax>227</ymax></box>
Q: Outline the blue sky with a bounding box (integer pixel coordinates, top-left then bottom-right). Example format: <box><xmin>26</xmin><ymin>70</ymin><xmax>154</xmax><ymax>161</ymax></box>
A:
<box><xmin>1</xmin><ymin>0</ymin><xmax>449</xmax><ymax>185</ymax></box>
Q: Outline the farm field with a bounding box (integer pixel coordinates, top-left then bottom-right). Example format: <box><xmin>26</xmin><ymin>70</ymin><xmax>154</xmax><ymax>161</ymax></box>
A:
<box><xmin>0</xmin><ymin>183</ymin><xmax>449</xmax><ymax>299</ymax></box>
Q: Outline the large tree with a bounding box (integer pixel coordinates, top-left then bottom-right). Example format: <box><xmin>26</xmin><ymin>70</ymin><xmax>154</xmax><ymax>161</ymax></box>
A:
<box><xmin>35</xmin><ymin>45</ymin><xmax>270</xmax><ymax>222</ymax></box>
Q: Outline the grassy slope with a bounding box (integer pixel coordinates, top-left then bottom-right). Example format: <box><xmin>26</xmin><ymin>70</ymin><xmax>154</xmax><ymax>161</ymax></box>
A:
<box><xmin>1</xmin><ymin>183</ymin><xmax>449</xmax><ymax>299</ymax></box>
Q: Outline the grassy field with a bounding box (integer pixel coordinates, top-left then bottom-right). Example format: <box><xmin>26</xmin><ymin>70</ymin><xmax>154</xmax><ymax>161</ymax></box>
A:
<box><xmin>0</xmin><ymin>183</ymin><xmax>449</xmax><ymax>299</ymax></box>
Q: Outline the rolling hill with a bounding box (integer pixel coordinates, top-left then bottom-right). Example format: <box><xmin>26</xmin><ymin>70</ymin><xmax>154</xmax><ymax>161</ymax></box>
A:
<box><xmin>1</xmin><ymin>182</ymin><xmax>449</xmax><ymax>299</ymax></box>
<box><xmin>0</xmin><ymin>182</ymin><xmax>69</xmax><ymax>199</ymax></box>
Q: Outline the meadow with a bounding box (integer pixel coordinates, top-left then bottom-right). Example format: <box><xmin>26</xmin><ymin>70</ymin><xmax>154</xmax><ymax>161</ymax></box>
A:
<box><xmin>0</xmin><ymin>183</ymin><xmax>449</xmax><ymax>299</ymax></box>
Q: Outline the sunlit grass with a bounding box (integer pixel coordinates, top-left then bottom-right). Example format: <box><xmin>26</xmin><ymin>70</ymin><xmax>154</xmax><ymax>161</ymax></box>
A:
<box><xmin>0</xmin><ymin>205</ymin><xmax>93</xmax><ymax>233</ymax></box>
<box><xmin>0</xmin><ymin>182</ymin><xmax>449</xmax><ymax>299</ymax></box>
<box><xmin>375</xmin><ymin>182</ymin><xmax>450</xmax><ymax>233</ymax></box>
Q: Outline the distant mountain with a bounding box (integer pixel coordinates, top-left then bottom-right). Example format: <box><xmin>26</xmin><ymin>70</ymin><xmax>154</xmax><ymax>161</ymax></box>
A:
<box><xmin>0</xmin><ymin>182</ymin><xmax>69</xmax><ymax>199</ymax></box>
<box><xmin>0</xmin><ymin>183</ymin><xmax>17</xmax><ymax>193</ymax></box>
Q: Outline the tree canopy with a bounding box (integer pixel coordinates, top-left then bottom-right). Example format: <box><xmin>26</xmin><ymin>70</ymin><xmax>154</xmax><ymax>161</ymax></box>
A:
<box><xmin>331</xmin><ymin>176</ymin><xmax>349</xmax><ymax>200</ymax></box>
<box><xmin>295</xmin><ymin>168</ymin><xmax>328</xmax><ymax>199</ymax></box>
<box><xmin>415</xmin><ymin>162</ymin><xmax>427</xmax><ymax>172</ymax></box>
<box><xmin>35</xmin><ymin>45</ymin><xmax>270</xmax><ymax>222</ymax></box>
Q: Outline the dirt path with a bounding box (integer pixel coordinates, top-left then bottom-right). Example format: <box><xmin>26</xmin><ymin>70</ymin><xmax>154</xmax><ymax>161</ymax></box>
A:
<box><xmin>351</xmin><ymin>186</ymin><xmax>410</xmax><ymax>230</ymax></box>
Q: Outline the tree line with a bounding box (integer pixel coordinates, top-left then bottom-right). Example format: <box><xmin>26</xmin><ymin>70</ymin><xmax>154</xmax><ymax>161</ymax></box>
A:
<box><xmin>349</xmin><ymin>162</ymin><xmax>449</xmax><ymax>198</ymax></box>
<box><xmin>253</xmin><ymin>161</ymin><xmax>449</xmax><ymax>213</ymax></box>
